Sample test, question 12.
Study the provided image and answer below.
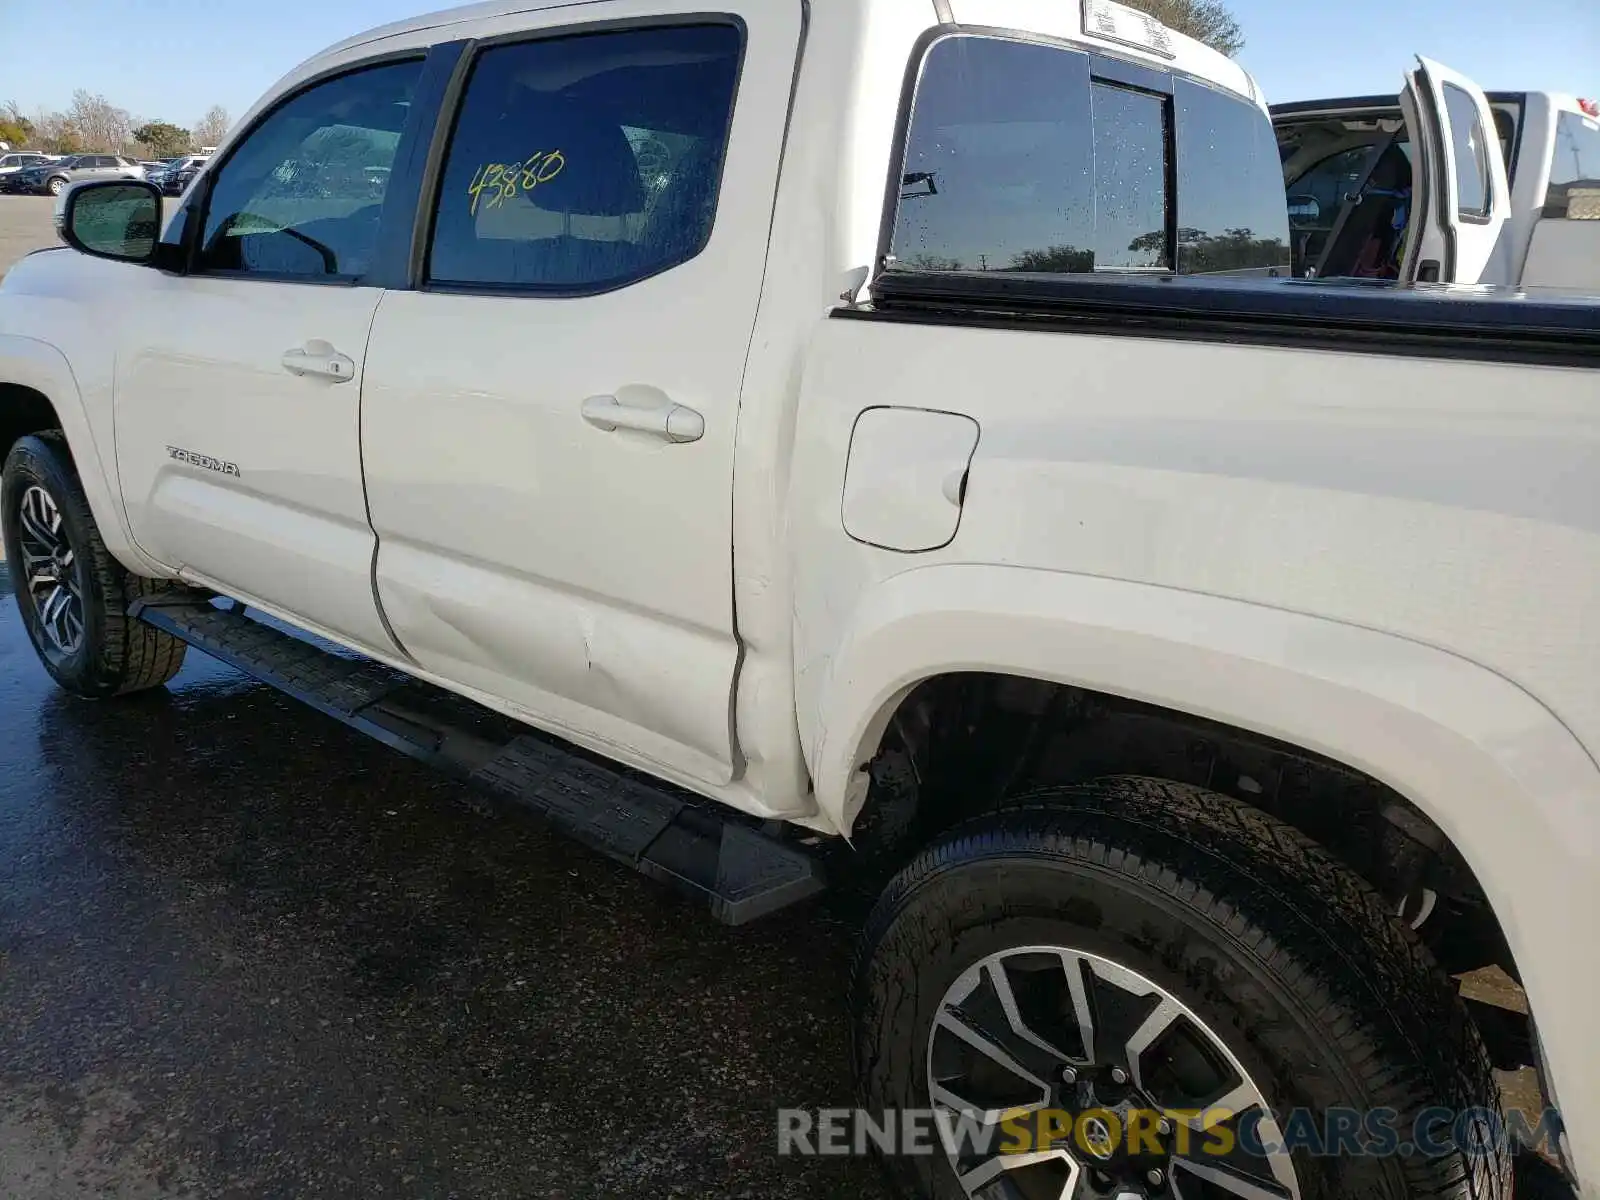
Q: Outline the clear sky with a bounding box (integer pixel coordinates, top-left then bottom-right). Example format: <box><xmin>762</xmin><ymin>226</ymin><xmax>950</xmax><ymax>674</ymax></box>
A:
<box><xmin>3</xmin><ymin>0</ymin><xmax>1597</xmax><ymax>131</ymax></box>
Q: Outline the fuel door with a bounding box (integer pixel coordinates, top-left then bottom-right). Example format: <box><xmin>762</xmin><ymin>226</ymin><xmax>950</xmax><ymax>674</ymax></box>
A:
<box><xmin>843</xmin><ymin>407</ymin><xmax>980</xmax><ymax>553</ymax></box>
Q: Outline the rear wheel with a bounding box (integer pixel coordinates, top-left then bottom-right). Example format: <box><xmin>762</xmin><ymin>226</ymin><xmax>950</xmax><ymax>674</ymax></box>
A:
<box><xmin>853</xmin><ymin>777</ymin><xmax>1510</xmax><ymax>1200</ymax></box>
<box><xmin>2</xmin><ymin>433</ymin><xmax>187</xmax><ymax>697</ymax></box>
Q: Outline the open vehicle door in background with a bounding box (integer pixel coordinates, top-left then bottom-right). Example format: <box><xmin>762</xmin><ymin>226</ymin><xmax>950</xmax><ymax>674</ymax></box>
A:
<box><xmin>1401</xmin><ymin>57</ymin><xmax>1512</xmax><ymax>283</ymax></box>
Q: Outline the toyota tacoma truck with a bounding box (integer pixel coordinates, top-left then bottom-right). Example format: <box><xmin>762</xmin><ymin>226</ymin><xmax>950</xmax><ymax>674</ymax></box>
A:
<box><xmin>1274</xmin><ymin>70</ymin><xmax>1600</xmax><ymax>288</ymax></box>
<box><xmin>2</xmin><ymin>2</ymin><xmax>1597</xmax><ymax>1197</ymax></box>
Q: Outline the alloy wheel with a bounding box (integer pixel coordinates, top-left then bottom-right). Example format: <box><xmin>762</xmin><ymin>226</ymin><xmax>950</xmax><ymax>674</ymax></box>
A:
<box><xmin>15</xmin><ymin>484</ymin><xmax>86</xmax><ymax>655</ymax></box>
<box><xmin>928</xmin><ymin>945</ymin><xmax>1302</xmax><ymax>1200</ymax></box>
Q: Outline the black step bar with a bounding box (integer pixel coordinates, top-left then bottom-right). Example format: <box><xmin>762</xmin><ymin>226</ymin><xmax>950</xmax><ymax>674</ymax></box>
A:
<box><xmin>133</xmin><ymin>597</ymin><xmax>825</xmax><ymax>925</ymax></box>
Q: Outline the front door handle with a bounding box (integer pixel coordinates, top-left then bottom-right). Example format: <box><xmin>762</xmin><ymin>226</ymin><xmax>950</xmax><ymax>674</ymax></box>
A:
<box><xmin>581</xmin><ymin>390</ymin><xmax>704</xmax><ymax>444</ymax></box>
<box><xmin>281</xmin><ymin>339</ymin><xmax>355</xmax><ymax>383</ymax></box>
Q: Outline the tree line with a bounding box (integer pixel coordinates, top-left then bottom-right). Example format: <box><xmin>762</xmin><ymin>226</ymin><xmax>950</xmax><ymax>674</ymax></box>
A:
<box><xmin>0</xmin><ymin>94</ymin><xmax>231</xmax><ymax>158</ymax></box>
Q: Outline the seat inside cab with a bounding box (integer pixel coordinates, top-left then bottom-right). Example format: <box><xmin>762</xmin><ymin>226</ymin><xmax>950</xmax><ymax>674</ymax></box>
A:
<box><xmin>1276</xmin><ymin>115</ymin><xmax>1416</xmax><ymax>280</ymax></box>
<box><xmin>1275</xmin><ymin>105</ymin><xmax>1516</xmax><ymax>281</ymax></box>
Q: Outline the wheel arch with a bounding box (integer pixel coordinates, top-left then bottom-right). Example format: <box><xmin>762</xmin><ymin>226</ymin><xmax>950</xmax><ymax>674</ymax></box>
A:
<box><xmin>813</xmin><ymin>563</ymin><xmax>1600</xmax><ymax>1183</ymax></box>
<box><xmin>0</xmin><ymin>336</ymin><xmax>163</xmax><ymax>577</ymax></box>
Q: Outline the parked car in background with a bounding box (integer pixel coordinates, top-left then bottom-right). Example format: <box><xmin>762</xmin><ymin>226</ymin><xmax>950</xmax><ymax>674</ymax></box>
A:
<box><xmin>0</xmin><ymin>154</ymin><xmax>146</xmax><ymax>196</ymax></box>
<box><xmin>0</xmin><ymin>152</ymin><xmax>55</xmax><ymax>179</ymax></box>
<box><xmin>1275</xmin><ymin>77</ymin><xmax>1600</xmax><ymax>288</ymax></box>
<box><xmin>156</xmin><ymin>153</ymin><xmax>210</xmax><ymax>196</ymax></box>
<box><xmin>0</xmin><ymin>156</ymin><xmax>80</xmax><ymax>194</ymax></box>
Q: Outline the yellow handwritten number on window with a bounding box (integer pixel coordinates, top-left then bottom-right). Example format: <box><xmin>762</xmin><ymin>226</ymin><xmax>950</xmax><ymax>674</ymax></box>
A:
<box><xmin>466</xmin><ymin>150</ymin><xmax>567</xmax><ymax>215</ymax></box>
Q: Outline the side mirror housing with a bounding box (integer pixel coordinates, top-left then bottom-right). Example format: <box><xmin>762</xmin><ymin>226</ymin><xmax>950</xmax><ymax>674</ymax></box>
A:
<box><xmin>58</xmin><ymin>180</ymin><xmax>163</xmax><ymax>265</ymax></box>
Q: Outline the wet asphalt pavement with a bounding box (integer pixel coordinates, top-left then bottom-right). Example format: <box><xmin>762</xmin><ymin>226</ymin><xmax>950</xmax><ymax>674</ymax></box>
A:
<box><xmin>0</xmin><ymin>556</ymin><xmax>889</xmax><ymax>1199</ymax></box>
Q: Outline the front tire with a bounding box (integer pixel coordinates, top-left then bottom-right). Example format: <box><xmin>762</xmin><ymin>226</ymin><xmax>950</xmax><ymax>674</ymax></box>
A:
<box><xmin>46</xmin><ymin>176</ymin><xmax>66</xmax><ymax>196</ymax></box>
<box><xmin>853</xmin><ymin>777</ymin><xmax>1509</xmax><ymax>1200</ymax></box>
<box><xmin>2</xmin><ymin>433</ymin><xmax>187</xmax><ymax>697</ymax></box>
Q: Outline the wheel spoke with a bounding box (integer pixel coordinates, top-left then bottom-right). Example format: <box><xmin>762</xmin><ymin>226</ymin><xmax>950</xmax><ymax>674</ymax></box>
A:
<box><xmin>17</xmin><ymin>538</ymin><xmax>50</xmax><ymax>569</ymax></box>
<box><xmin>1171</xmin><ymin>1154</ymin><xmax>1295</xmax><ymax>1200</ymax></box>
<box><xmin>987</xmin><ymin>957</ymin><xmax>1090</xmax><ymax>1066</ymax></box>
<box><xmin>1124</xmin><ymin>996</ymin><xmax>1183</xmax><ymax>1088</ymax></box>
<box><xmin>1170</xmin><ymin>1081</ymin><xmax>1261</xmax><ymax>1131</ymax></box>
<box><xmin>957</xmin><ymin>1148</ymin><xmax>1079</xmax><ymax>1199</ymax></box>
<box><xmin>1062</xmin><ymin>952</ymin><xmax>1097</xmax><ymax>1066</ymax></box>
<box><xmin>19</xmin><ymin>496</ymin><xmax>54</xmax><ymax>547</ymax></box>
<box><xmin>59</xmin><ymin>599</ymin><xmax>84</xmax><ymax>646</ymax></box>
<box><xmin>930</xmin><ymin>1009</ymin><xmax>1052</xmax><ymax>1124</ymax></box>
<box><xmin>40</xmin><ymin>585</ymin><xmax>67</xmax><ymax>627</ymax></box>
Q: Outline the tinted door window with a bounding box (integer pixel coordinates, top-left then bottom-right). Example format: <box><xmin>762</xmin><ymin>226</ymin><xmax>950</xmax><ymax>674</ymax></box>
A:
<box><xmin>198</xmin><ymin>59</ymin><xmax>421</xmax><ymax>279</ymax></box>
<box><xmin>1175</xmin><ymin>78</ymin><xmax>1291</xmax><ymax>273</ymax></box>
<box><xmin>427</xmin><ymin>23</ymin><xmax>742</xmax><ymax>293</ymax></box>
<box><xmin>1547</xmin><ymin>111</ymin><xmax>1600</xmax><ymax>217</ymax></box>
<box><xmin>1442</xmin><ymin>83</ymin><xmax>1490</xmax><ymax>219</ymax></box>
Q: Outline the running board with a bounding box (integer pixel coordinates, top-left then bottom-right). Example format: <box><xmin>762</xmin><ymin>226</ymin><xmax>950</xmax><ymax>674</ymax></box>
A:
<box><xmin>132</xmin><ymin>597</ymin><xmax>824</xmax><ymax>925</ymax></box>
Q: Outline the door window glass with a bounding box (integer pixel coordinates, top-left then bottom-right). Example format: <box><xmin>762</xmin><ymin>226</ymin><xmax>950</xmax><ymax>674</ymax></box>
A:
<box><xmin>1546</xmin><ymin>111</ymin><xmax>1600</xmax><ymax>218</ymax></box>
<box><xmin>1442</xmin><ymin>83</ymin><xmax>1490</xmax><ymax>219</ymax></box>
<box><xmin>198</xmin><ymin>59</ymin><xmax>422</xmax><ymax>279</ymax></box>
<box><xmin>427</xmin><ymin>23</ymin><xmax>742</xmax><ymax>293</ymax></box>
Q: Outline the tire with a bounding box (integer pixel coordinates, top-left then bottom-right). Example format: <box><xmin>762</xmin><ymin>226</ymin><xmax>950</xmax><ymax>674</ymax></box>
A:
<box><xmin>46</xmin><ymin>176</ymin><xmax>66</xmax><ymax>196</ymax></box>
<box><xmin>2</xmin><ymin>433</ymin><xmax>187</xmax><ymax>697</ymax></box>
<box><xmin>853</xmin><ymin>777</ymin><xmax>1509</xmax><ymax>1200</ymax></box>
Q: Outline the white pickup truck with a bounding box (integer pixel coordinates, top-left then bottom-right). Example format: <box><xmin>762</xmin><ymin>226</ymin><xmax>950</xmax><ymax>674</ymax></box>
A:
<box><xmin>1274</xmin><ymin>69</ymin><xmax>1600</xmax><ymax>287</ymax></box>
<box><xmin>1</xmin><ymin>2</ymin><xmax>1596</xmax><ymax>1197</ymax></box>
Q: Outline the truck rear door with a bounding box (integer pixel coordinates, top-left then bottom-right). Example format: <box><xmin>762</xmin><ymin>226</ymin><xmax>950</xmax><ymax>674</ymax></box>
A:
<box><xmin>1401</xmin><ymin>57</ymin><xmax>1512</xmax><ymax>284</ymax></box>
<box><xmin>359</xmin><ymin>2</ymin><xmax>803</xmax><ymax>789</ymax></box>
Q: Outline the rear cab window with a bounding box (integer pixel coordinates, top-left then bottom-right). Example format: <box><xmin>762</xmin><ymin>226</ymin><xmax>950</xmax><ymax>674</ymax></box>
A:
<box><xmin>887</xmin><ymin>34</ymin><xmax>1289</xmax><ymax>281</ymax></box>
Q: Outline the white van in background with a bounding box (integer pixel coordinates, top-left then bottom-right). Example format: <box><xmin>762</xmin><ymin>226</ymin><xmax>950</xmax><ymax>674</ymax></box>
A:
<box><xmin>1274</xmin><ymin>66</ymin><xmax>1599</xmax><ymax>289</ymax></box>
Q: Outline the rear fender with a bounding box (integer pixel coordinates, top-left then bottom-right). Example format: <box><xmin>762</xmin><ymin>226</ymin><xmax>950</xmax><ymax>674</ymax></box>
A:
<box><xmin>815</xmin><ymin>564</ymin><xmax>1600</xmax><ymax>1183</ymax></box>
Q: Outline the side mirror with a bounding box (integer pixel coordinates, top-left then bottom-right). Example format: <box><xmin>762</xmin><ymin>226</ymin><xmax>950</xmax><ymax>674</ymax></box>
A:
<box><xmin>1286</xmin><ymin>194</ymin><xmax>1323</xmax><ymax>224</ymax></box>
<box><xmin>58</xmin><ymin>180</ymin><xmax>162</xmax><ymax>264</ymax></box>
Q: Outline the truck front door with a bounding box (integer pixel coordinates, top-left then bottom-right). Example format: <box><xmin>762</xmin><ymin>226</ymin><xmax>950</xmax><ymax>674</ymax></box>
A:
<box><xmin>114</xmin><ymin>57</ymin><xmax>426</xmax><ymax>653</ymax></box>
<box><xmin>359</xmin><ymin>3</ymin><xmax>802</xmax><ymax>787</ymax></box>
<box><xmin>1401</xmin><ymin>57</ymin><xmax>1513</xmax><ymax>284</ymax></box>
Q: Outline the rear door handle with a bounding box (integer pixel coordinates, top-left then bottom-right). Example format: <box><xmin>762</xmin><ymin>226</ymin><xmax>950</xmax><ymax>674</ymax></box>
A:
<box><xmin>281</xmin><ymin>339</ymin><xmax>355</xmax><ymax>383</ymax></box>
<box><xmin>581</xmin><ymin>391</ymin><xmax>704</xmax><ymax>444</ymax></box>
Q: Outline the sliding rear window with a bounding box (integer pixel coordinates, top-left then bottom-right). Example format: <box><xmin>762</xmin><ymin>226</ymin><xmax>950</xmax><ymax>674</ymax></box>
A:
<box><xmin>887</xmin><ymin>34</ymin><xmax>1289</xmax><ymax>278</ymax></box>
